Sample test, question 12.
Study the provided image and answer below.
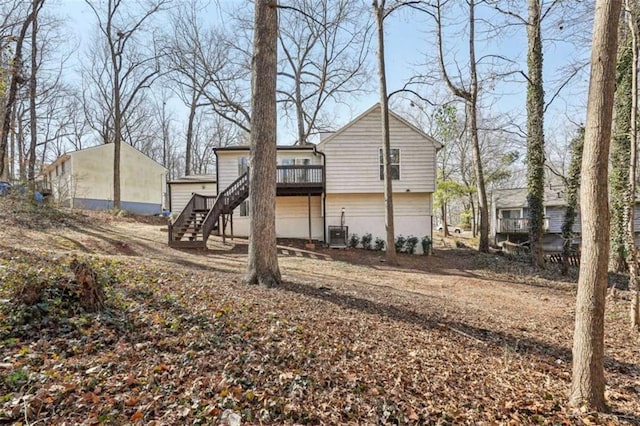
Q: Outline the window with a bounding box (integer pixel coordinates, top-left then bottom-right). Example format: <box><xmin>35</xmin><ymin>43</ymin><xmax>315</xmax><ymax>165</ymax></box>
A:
<box><xmin>281</xmin><ymin>158</ymin><xmax>295</xmax><ymax>183</ymax></box>
<box><xmin>239</xmin><ymin>200</ymin><xmax>249</xmax><ymax>217</ymax></box>
<box><xmin>379</xmin><ymin>148</ymin><xmax>400</xmax><ymax>180</ymax></box>
<box><xmin>61</xmin><ymin>161</ymin><xmax>66</xmax><ymax>175</ymax></box>
<box><xmin>238</xmin><ymin>157</ymin><xmax>249</xmax><ymax>175</ymax></box>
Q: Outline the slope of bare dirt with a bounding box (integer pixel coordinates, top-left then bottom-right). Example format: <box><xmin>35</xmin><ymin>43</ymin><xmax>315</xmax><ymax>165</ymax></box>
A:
<box><xmin>0</xmin><ymin>201</ymin><xmax>638</xmax><ymax>424</ymax></box>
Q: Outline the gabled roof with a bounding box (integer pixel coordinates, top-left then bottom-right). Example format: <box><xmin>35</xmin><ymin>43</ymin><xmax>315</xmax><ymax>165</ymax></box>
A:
<box><xmin>39</xmin><ymin>142</ymin><xmax>167</xmax><ymax>176</ymax></box>
<box><xmin>214</xmin><ymin>145</ymin><xmax>316</xmax><ymax>152</ymax></box>
<box><xmin>493</xmin><ymin>185</ymin><xmax>569</xmax><ymax>209</ymax></box>
<box><xmin>317</xmin><ymin>103</ymin><xmax>443</xmax><ymax>150</ymax></box>
<box><xmin>39</xmin><ymin>154</ymin><xmax>71</xmax><ymax>176</ymax></box>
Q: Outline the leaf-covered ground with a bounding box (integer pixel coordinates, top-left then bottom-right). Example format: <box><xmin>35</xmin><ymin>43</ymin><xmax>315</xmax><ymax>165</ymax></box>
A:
<box><xmin>0</xmin><ymin>201</ymin><xmax>639</xmax><ymax>425</ymax></box>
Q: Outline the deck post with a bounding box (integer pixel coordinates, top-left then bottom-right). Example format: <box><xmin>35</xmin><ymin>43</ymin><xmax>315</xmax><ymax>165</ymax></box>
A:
<box><xmin>222</xmin><ymin>214</ymin><xmax>227</xmax><ymax>244</ymax></box>
<box><xmin>230</xmin><ymin>212</ymin><xmax>234</xmax><ymax>240</ymax></box>
<box><xmin>308</xmin><ymin>192</ymin><xmax>312</xmax><ymax>242</ymax></box>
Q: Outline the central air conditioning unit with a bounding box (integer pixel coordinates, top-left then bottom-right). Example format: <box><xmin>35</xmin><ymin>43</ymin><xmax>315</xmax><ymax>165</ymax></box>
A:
<box><xmin>328</xmin><ymin>225</ymin><xmax>348</xmax><ymax>248</ymax></box>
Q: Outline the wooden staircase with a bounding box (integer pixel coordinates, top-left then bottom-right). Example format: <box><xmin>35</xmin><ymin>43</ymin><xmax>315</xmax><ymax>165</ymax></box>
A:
<box><xmin>168</xmin><ymin>172</ymin><xmax>249</xmax><ymax>248</ymax></box>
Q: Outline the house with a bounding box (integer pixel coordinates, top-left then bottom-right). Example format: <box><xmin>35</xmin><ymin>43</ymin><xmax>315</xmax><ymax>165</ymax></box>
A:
<box><xmin>491</xmin><ymin>185</ymin><xmax>582</xmax><ymax>251</ymax></box>
<box><xmin>39</xmin><ymin>142</ymin><xmax>167</xmax><ymax>215</ymax></box>
<box><xmin>168</xmin><ymin>175</ymin><xmax>217</xmax><ymax>214</ymax></box>
<box><xmin>168</xmin><ymin>104</ymin><xmax>442</xmax><ymax>252</ymax></box>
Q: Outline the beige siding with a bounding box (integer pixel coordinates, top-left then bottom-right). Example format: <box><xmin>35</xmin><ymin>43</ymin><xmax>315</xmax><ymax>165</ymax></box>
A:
<box><xmin>326</xmin><ymin>193</ymin><xmax>434</xmax><ymax>253</ymax></box>
<box><xmin>69</xmin><ymin>143</ymin><xmax>165</xmax><ymax>206</ymax></box>
<box><xmin>216</xmin><ymin>149</ymin><xmax>321</xmax><ymax>190</ymax></box>
<box><xmin>170</xmin><ymin>182</ymin><xmax>217</xmax><ymax>213</ymax></box>
<box><xmin>48</xmin><ymin>158</ymin><xmax>74</xmax><ymax>206</ymax></box>
<box><xmin>217</xmin><ymin>150</ymin><xmax>249</xmax><ymax>190</ymax></box>
<box><xmin>224</xmin><ymin>196</ymin><xmax>323</xmax><ymax>240</ymax></box>
<box><xmin>120</xmin><ymin>143</ymin><xmax>166</xmax><ymax>204</ymax></box>
<box><xmin>319</xmin><ymin>106</ymin><xmax>437</xmax><ymax>194</ymax></box>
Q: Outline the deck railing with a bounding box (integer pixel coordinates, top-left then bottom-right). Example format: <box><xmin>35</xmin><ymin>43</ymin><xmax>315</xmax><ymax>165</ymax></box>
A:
<box><xmin>276</xmin><ymin>165</ymin><xmax>324</xmax><ymax>185</ymax></box>
<box><xmin>498</xmin><ymin>217</ymin><xmax>549</xmax><ymax>233</ymax></box>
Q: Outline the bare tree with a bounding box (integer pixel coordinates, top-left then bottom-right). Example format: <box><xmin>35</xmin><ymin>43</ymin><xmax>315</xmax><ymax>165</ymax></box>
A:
<box><xmin>434</xmin><ymin>0</ymin><xmax>490</xmax><ymax>252</ymax></box>
<box><xmin>525</xmin><ymin>0</ymin><xmax>546</xmax><ymax>268</ymax></box>
<box><xmin>372</xmin><ymin>0</ymin><xmax>398</xmax><ymax>265</ymax></box>
<box><xmin>163</xmin><ymin>0</ymin><xmax>243</xmax><ymax>174</ymax></box>
<box><xmin>246</xmin><ymin>0</ymin><xmax>281</xmax><ymax>286</ymax></box>
<box><xmin>84</xmin><ymin>0</ymin><xmax>167</xmax><ymax>210</ymax></box>
<box><xmin>27</xmin><ymin>0</ymin><xmax>42</xmax><ymax>184</ymax></box>
<box><xmin>277</xmin><ymin>0</ymin><xmax>372</xmax><ymax>144</ymax></box>
<box><xmin>570</xmin><ymin>0</ymin><xmax>622</xmax><ymax>411</ymax></box>
<box><xmin>0</xmin><ymin>2</ymin><xmax>36</xmax><ymax>179</ymax></box>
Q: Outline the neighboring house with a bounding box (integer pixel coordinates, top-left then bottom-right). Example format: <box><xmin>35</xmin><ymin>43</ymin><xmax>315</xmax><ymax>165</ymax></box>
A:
<box><xmin>39</xmin><ymin>142</ymin><xmax>167</xmax><ymax>215</ymax></box>
<box><xmin>168</xmin><ymin>175</ymin><xmax>217</xmax><ymax>214</ymax></box>
<box><xmin>491</xmin><ymin>185</ymin><xmax>582</xmax><ymax>251</ymax></box>
<box><xmin>169</xmin><ymin>104</ymin><xmax>442</xmax><ymax>252</ymax></box>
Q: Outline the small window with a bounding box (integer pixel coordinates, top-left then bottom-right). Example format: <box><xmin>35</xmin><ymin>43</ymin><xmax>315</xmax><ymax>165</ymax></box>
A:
<box><xmin>61</xmin><ymin>161</ymin><xmax>65</xmax><ymax>175</ymax></box>
<box><xmin>55</xmin><ymin>165</ymin><xmax>59</xmax><ymax>177</ymax></box>
<box><xmin>239</xmin><ymin>200</ymin><xmax>249</xmax><ymax>217</ymax></box>
<box><xmin>379</xmin><ymin>148</ymin><xmax>400</xmax><ymax>180</ymax></box>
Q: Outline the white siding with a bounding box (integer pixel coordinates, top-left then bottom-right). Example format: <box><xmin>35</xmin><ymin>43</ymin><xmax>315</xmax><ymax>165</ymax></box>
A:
<box><xmin>224</xmin><ymin>196</ymin><xmax>323</xmax><ymax>240</ymax></box>
<box><xmin>326</xmin><ymin>193</ymin><xmax>433</xmax><ymax>253</ymax></box>
<box><xmin>216</xmin><ymin>149</ymin><xmax>321</xmax><ymax>190</ymax></box>
<box><xmin>170</xmin><ymin>182</ymin><xmax>217</xmax><ymax>213</ymax></box>
<box><xmin>318</xmin><ymin>106</ymin><xmax>438</xmax><ymax>194</ymax></box>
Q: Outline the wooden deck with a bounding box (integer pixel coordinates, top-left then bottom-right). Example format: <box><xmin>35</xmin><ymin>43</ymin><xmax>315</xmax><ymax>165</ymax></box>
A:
<box><xmin>169</xmin><ymin>165</ymin><xmax>325</xmax><ymax>248</ymax></box>
<box><xmin>276</xmin><ymin>165</ymin><xmax>324</xmax><ymax>196</ymax></box>
<box><xmin>497</xmin><ymin>217</ymin><xmax>549</xmax><ymax>234</ymax></box>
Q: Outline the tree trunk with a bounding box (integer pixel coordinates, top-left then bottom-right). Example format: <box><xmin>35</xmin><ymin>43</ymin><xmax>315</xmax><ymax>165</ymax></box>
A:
<box><xmin>468</xmin><ymin>2</ymin><xmax>489</xmax><ymax>252</ymax></box>
<box><xmin>561</xmin><ymin>128</ymin><xmax>584</xmax><ymax>276</ymax></box>
<box><xmin>28</xmin><ymin>0</ymin><xmax>41</xmax><ymax>186</ymax></box>
<box><xmin>245</xmin><ymin>0</ymin><xmax>281</xmax><ymax>286</ymax></box>
<box><xmin>373</xmin><ymin>0</ymin><xmax>398</xmax><ymax>265</ymax></box>
<box><xmin>570</xmin><ymin>0</ymin><xmax>622</xmax><ymax>411</ymax></box>
<box><xmin>625</xmin><ymin>0</ymin><xmax>640</xmax><ymax>328</ymax></box>
<box><xmin>185</xmin><ymin>90</ymin><xmax>201</xmax><ymax>176</ymax></box>
<box><xmin>526</xmin><ymin>0</ymin><xmax>546</xmax><ymax>268</ymax></box>
<box><xmin>469</xmin><ymin>195</ymin><xmax>477</xmax><ymax>238</ymax></box>
<box><xmin>610</xmin><ymin>17</ymin><xmax>632</xmax><ymax>273</ymax></box>
<box><xmin>0</xmin><ymin>11</ymin><xmax>35</xmax><ymax>179</ymax></box>
<box><xmin>295</xmin><ymin>69</ymin><xmax>305</xmax><ymax>145</ymax></box>
<box><xmin>441</xmin><ymin>202</ymin><xmax>450</xmax><ymax>237</ymax></box>
<box><xmin>113</xmin><ymin>85</ymin><xmax>122</xmax><ymax>210</ymax></box>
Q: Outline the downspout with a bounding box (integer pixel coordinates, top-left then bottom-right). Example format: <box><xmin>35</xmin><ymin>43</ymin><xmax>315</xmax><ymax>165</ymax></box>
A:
<box><xmin>168</xmin><ymin>178</ymin><xmax>172</xmax><ymax>212</ymax></box>
<box><xmin>213</xmin><ymin>148</ymin><xmax>219</xmax><ymax>196</ymax></box>
<box><xmin>314</xmin><ymin>145</ymin><xmax>327</xmax><ymax>244</ymax></box>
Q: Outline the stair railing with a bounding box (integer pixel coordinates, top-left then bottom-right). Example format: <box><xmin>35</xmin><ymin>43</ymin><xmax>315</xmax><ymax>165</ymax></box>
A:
<box><xmin>168</xmin><ymin>193</ymin><xmax>198</xmax><ymax>244</ymax></box>
<box><xmin>168</xmin><ymin>193</ymin><xmax>216</xmax><ymax>245</ymax></box>
<box><xmin>201</xmin><ymin>172</ymin><xmax>249</xmax><ymax>244</ymax></box>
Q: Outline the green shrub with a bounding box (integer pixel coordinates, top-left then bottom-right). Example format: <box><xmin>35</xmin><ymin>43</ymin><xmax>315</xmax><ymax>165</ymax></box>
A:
<box><xmin>374</xmin><ymin>237</ymin><xmax>385</xmax><ymax>251</ymax></box>
<box><xmin>405</xmin><ymin>235</ymin><xmax>419</xmax><ymax>254</ymax></box>
<box><xmin>4</xmin><ymin>369</ymin><xmax>28</xmax><ymax>391</ymax></box>
<box><xmin>421</xmin><ymin>235</ymin><xmax>432</xmax><ymax>255</ymax></box>
<box><xmin>395</xmin><ymin>235</ymin><xmax>407</xmax><ymax>253</ymax></box>
<box><xmin>361</xmin><ymin>233</ymin><xmax>373</xmax><ymax>250</ymax></box>
<box><xmin>348</xmin><ymin>233</ymin><xmax>360</xmax><ymax>248</ymax></box>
